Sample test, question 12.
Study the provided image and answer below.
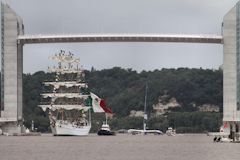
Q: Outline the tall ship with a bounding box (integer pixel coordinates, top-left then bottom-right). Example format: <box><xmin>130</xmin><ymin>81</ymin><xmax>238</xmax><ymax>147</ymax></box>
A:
<box><xmin>39</xmin><ymin>50</ymin><xmax>92</xmax><ymax>136</ymax></box>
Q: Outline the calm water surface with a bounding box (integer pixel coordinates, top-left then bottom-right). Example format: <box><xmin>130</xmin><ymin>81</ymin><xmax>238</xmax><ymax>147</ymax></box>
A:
<box><xmin>0</xmin><ymin>134</ymin><xmax>239</xmax><ymax>160</ymax></box>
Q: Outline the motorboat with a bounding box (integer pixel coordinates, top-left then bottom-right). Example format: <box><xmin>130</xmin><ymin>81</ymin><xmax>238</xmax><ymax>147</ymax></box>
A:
<box><xmin>97</xmin><ymin>123</ymin><xmax>115</xmax><ymax>136</ymax></box>
<box><xmin>166</xmin><ymin>127</ymin><xmax>176</xmax><ymax>136</ymax></box>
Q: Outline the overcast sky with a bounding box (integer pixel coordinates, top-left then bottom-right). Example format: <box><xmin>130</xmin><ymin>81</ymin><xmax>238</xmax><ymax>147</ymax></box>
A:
<box><xmin>3</xmin><ymin>0</ymin><xmax>240</xmax><ymax>73</ymax></box>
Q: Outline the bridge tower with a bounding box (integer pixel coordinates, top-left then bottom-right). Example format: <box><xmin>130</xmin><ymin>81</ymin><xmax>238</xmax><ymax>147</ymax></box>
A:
<box><xmin>222</xmin><ymin>1</ymin><xmax>240</xmax><ymax>140</ymax></box>
<box><xmin>0</xmin><ymin>3</ymin><xmax>24</xmax><ymax>134</ymax></box>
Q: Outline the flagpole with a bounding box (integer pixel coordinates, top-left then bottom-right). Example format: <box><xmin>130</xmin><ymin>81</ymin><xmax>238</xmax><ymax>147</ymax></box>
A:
<box><xmin>143</xmin><ymin>82</ymin><xmax>148</xmax><ymax>134</ymax></box>
<box><xmin>105</xmin><ymin>113</ymin><xmax>108</xmax><ymax>125</ymax></box>
<box><xmin>89</xmin><ymin>108</ymin><xmax>91</xmax><ymax>126</ymax></box>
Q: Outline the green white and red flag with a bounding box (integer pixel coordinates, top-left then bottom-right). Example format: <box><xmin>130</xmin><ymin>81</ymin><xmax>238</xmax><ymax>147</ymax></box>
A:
<box><xmin>90</xmin><ymin>93</ymin><xmax>113</xmax><ymax>114</ymax></box>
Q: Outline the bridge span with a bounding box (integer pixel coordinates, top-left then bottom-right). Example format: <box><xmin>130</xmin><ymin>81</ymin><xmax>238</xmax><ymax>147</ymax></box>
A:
<box><xmin>18</xmin><ymin>34</ymin><xmax>223</xmax><ymax>44</ymax></box>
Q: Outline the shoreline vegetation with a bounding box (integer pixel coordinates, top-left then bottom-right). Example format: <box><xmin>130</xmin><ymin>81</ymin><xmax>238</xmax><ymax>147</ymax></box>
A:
<box><xmin>15</xmin><ymin>67</ymin><xmax>222</xmax><ymax>133</ymax></box>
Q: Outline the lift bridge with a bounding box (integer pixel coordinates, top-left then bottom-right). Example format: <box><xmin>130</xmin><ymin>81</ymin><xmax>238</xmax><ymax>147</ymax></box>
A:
<box><xmin>0</xmin><ymin>2</ymin><xmax>238</xmax><ymax>135</ymax></box>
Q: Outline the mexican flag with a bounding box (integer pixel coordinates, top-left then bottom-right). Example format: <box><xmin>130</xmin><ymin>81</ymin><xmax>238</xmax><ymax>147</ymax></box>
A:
<box><xmin>90</xmin><ymin>93</ymin><xmax>113</xmax><ymax>114</ymax></box>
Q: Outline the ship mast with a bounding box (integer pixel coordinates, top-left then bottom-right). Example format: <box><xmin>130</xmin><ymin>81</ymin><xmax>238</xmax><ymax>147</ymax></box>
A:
<box><xmin>143</xmin><ymin>83</ymin><xmax>148</xmax><ymax>133</ymax></box>
<box><xmin>39</xmin><ymin>50</ymin><xmax>91</xmax><ymax>113</ymax></box>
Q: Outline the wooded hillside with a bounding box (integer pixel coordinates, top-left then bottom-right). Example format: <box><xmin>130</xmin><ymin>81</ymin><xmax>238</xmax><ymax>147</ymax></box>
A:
<box><xmin>21</xmin><ymin>67</ymin><xmax>223</xmax><ymax>133</ymax></box>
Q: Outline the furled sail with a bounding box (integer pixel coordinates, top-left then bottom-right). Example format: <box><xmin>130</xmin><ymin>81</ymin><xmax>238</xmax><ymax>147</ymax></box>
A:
<box><xmin>43</xmin><ymin>81</ymin><xmax>87</xmax><ymax>89</ymax></box>
<box><xmin>41</xmin><ymin>93</ymin><xmax>89</xmax><ymax>99</ymax></box>
<box><xmin>39</xmin><ymin>105</ymin><xmax>90</xmax><ymax>112</ymax></box>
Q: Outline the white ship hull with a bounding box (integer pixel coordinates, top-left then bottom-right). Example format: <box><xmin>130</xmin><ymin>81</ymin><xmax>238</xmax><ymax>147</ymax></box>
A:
<box><xmin>51</xmin><ymin>121</ymin><xmax>91</xmax><ymax>136</ymax></box>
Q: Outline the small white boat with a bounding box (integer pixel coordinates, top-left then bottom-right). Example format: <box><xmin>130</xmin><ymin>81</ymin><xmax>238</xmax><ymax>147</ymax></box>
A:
<box><xmin>97</xmin><ymin>123</ymin><xmax>115</xmax><ymax>136</ymax></box>
<box><xmin>166</xmin><ymin>127</ymin><xmax>176</xmax><ymax>136</ymax></box>
<box><xmin>128</xmin><ymin>129</ymin><xmax>163</xmax><ymax>135</ymax></box>
<box><xmin>213</xmin><ymin>136</ymin><xmax>232</xmax><ymax>143</ymax></box>
<box><xmin>220</xmin><ymin>137</ymin><xmax>232</xmax><ymax>143</ymax></box>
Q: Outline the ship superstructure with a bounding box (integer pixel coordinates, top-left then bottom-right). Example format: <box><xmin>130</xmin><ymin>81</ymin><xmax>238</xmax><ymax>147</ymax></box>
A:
<box><xmin>39</xmin><ymin>50</ymin><xmax>92</xmax><ymax>136</ymax></box>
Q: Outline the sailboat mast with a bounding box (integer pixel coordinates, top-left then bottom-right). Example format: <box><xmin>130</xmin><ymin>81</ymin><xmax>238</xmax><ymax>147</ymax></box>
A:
<box><xmin>104</xmin><ymin>113</ymin><xmax>107</xmax><ymax>125</ymax></box>
<box><xmin>143</xmin><ymin>83</ymin><xmax>148</xmax><ymax>132</ymax></box>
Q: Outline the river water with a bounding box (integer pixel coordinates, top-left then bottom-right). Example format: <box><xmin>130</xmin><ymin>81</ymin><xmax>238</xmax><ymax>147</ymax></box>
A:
<box><xmin>0</xmin><ymin>134</ymin><xmax>239</xmax><ymax>160</ymax></box>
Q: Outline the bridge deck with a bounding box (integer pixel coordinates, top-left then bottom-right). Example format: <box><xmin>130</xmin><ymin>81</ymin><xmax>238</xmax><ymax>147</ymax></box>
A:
<box><xmin>18</xmin><ymin>34</ymin><xmax>223</xmax><ymax>44</ymax></box>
